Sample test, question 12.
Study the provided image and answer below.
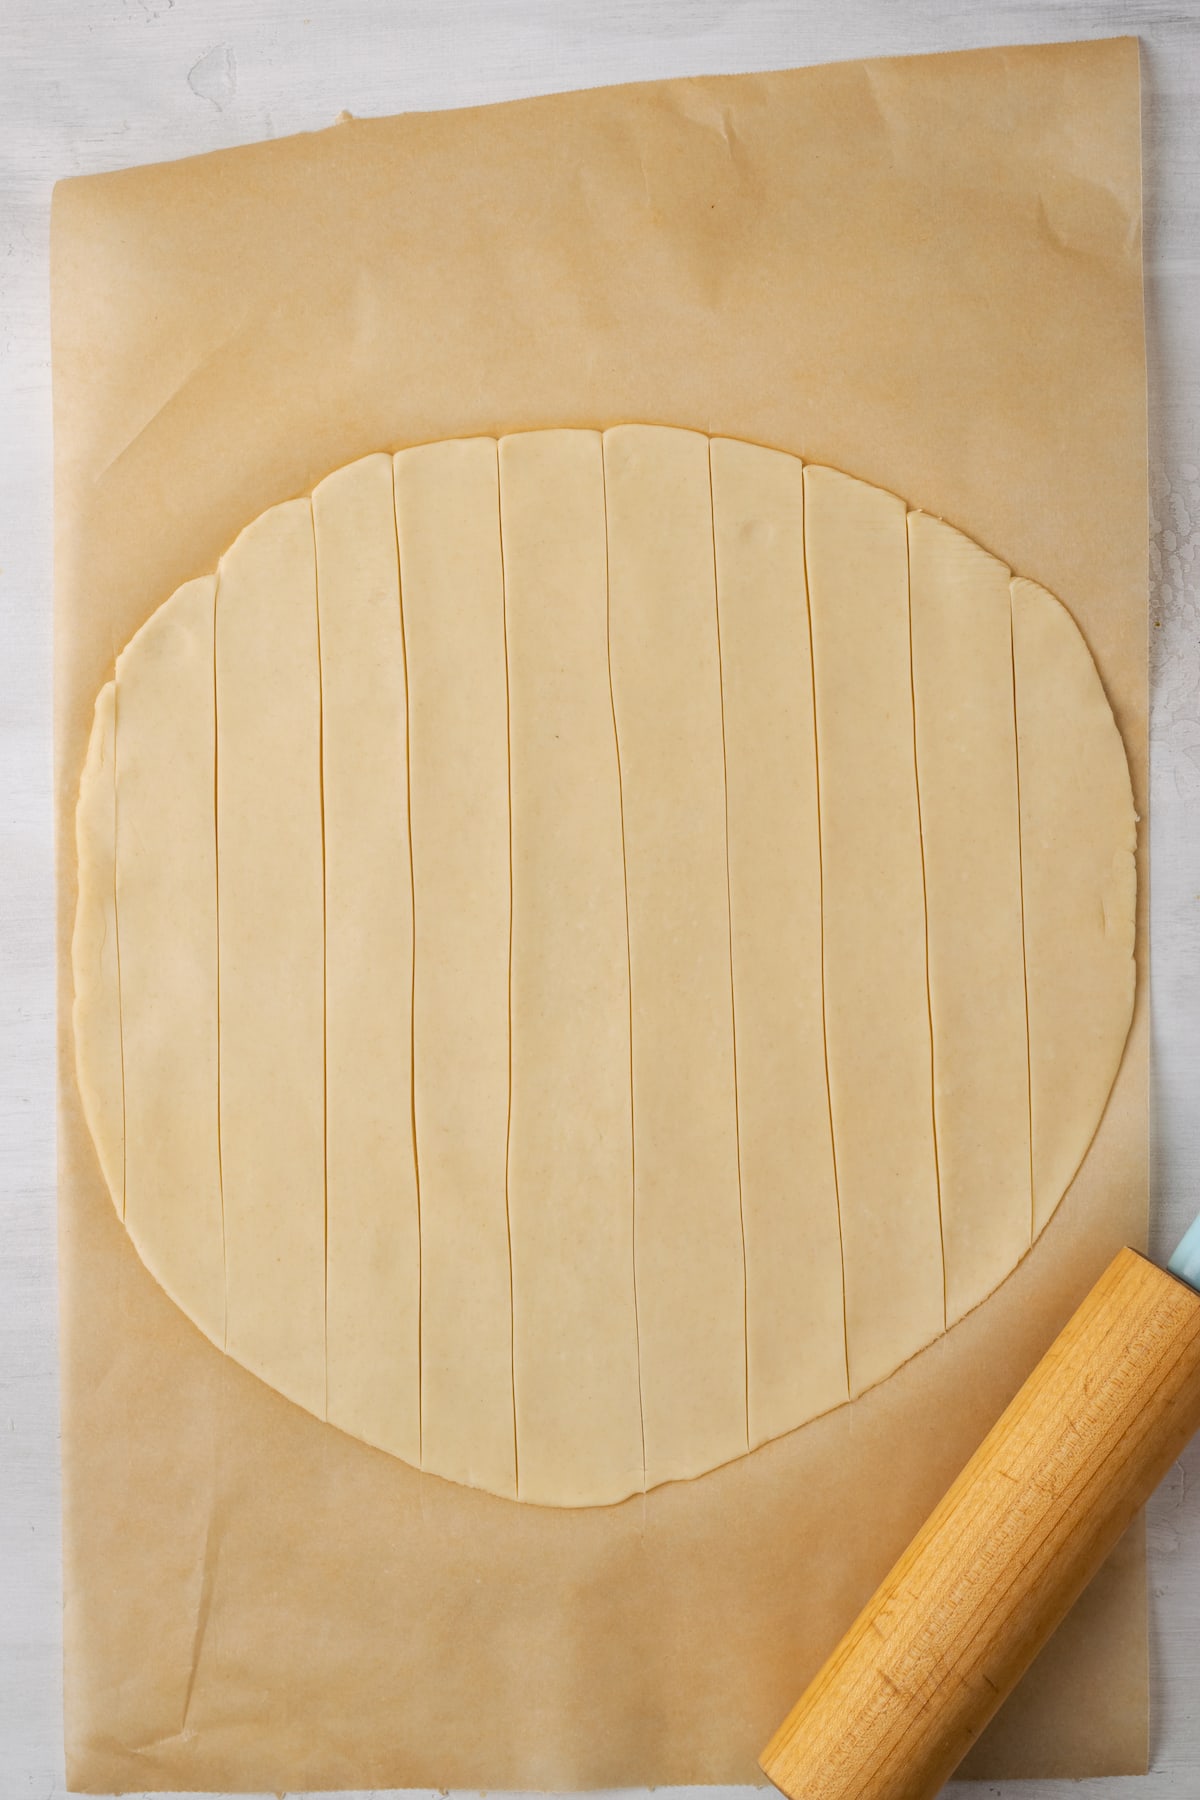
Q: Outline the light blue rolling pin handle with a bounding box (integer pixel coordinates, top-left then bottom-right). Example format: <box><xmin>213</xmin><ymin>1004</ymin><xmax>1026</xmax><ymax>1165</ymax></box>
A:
<box><xmin>1168</xmin><ymin>1211</ymin><xmax>1200</xmax><ymax>1294</ymax></box>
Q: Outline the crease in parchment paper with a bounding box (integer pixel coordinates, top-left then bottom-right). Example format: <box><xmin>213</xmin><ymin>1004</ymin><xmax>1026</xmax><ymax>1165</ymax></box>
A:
<box><xmin>93</xmin><ymin>326</ymin><xmax>252</xmax><ymax>487</ymax></box>
<box><xmin>176</xmin><ymin>1509</ymin><xmax>222</xmax><ymax>1743</ymax></box>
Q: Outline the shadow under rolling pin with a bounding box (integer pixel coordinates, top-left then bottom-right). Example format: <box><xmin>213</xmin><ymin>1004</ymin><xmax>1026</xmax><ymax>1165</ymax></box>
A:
<box><xmin>760</xmin><ymin>1216</ymin><xmax>1200</xmax><ymax>1800</ymax></box>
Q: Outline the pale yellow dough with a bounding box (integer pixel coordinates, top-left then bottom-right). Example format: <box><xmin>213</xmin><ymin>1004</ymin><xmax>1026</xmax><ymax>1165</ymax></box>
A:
<box><xmin>500</xmin><ymin>429</ymin><xmax>644</xmax><ymax>1505</ymax></box>
<box><xmin>604</xmin><ymin>424</ymin><xmax>747</xmax><ymax>1488</ymax></box>
<box><xmin>394</xmin><ymin>438</ymin><xmax>517</xmax><ymax>1501</ymax></box>
<box><xmin>908</xmin><ymin>514</ymin><xmax>1032</xmax><ymax>1323</ymax></box>
<box><xmin>73</xmin><ymin>683</ymin><xmax>124</xmax><ymax>1214</ymax></box>
<box><xmin>314</xmin><ymin>455</ymin><xmax>421</xmax><ymax>1466</ymax></box>
<box><xmin>72</xmin><ymin>429</ymin><xmax>1137</xmax><ymax>1506</ymax></box>
<box><xmin>709</xmin><ymin>438</ymin><xmax>847</xmax><ymax>1444</ymax></box>
<box><xmin>216</xmin><ymin>499</ymin><xmax>327</xmax><ymax>1416</ymax></box>
<box><xmin>804</xmin><ymin>465</ymin><xmax>944</xmax><ymax>1397</ymax></box>
<box><xmin>1011</xmin><ymin>577</ymin><xmax>1137</xmax><ymax>1229</ymax></box>
<box><xmin>116</xmin><ymin>578</ymin><xmax>224</xmax><ymax>1348</ymax></box>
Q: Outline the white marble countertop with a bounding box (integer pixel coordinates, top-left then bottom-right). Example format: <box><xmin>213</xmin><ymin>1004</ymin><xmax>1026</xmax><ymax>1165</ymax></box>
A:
<box><xmin>3</xmin><ymin>2</ymin><xmax>1198</xmax><ymax>1795</ymax></box>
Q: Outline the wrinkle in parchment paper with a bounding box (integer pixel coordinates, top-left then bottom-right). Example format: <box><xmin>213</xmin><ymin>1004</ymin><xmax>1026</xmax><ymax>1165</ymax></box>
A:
<box><xmin>53</xmin><ymin>36</ymin><xmax>1147</xmax><ymax>1793</ymax></box>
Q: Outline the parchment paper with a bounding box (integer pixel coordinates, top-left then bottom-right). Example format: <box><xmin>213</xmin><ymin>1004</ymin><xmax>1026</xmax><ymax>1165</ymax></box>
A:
<box><xmin>52</xmin><ymin>36</ymin><xmax>1148</xmax><ymax>1793</ymax></box>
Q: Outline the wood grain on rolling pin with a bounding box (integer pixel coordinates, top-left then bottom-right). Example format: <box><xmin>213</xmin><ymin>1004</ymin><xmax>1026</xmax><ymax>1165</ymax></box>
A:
<box><xmin>760</xmin><ymin>1248</ymin><xmax>1200</xmax><ymax>1800</ymax></box>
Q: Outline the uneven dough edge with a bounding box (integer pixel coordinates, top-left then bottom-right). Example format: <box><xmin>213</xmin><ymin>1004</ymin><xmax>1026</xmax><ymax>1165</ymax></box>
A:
<box><xmin>1012</xmin><ymin>575</ymin><xmax>1137</xmax><ymax>1233</ymax></box>
<box><xmin>73</xmin><ymin>680</ymin><xmax>124</xmax><ymax>1218</ymax></box>
<box><xmin>116</xmin><ymin>576</ymin><xmax>225</xmax><ymax>1351</ymax></box>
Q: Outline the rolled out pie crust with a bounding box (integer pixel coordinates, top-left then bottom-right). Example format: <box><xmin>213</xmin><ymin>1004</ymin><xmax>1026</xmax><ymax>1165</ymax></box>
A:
<box><xmin>72</xmin><ymin>426</ymin><xmax>1137</xmax><ymax>1507</ymax></box>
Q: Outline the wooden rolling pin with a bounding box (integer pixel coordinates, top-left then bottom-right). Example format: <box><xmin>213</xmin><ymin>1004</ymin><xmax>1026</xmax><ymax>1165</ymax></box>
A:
<box><xmin>760</xmin><ymin>1226</ymin><xmax>1200</xmax><ymax>1800</ymax></box>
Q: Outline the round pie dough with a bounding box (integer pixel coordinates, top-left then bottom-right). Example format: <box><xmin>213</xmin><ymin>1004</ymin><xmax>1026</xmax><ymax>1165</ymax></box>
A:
<box><xmin>72</xmin><ymin>428</ymin><xmax>1137</xmax><ymax>1507</ymax></box>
